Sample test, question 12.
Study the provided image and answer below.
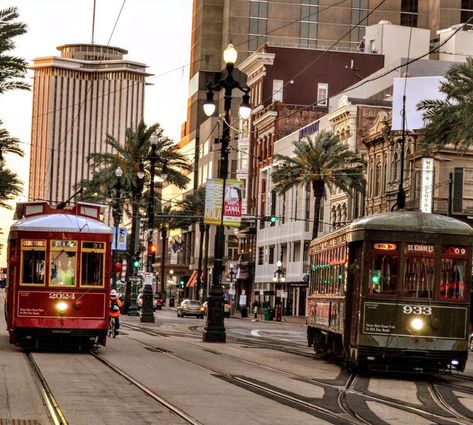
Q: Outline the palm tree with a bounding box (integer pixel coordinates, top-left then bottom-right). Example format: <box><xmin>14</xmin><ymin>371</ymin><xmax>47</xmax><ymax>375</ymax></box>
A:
<box><xmin>0</xmin><ymin>7</ymin><xmax>29</xmax><ymax>94</ymax></box>
<box><xmin>0</xmin><ymin>121</ymin><xmax>23</xmax><ymax>207</ymax></box>
<box><xmin>271</xmin><ymin>131</ymin><xmax>366</xmax><ymax>240</ymax></box>
<box><xmin>79</xmin><ymin>121</ymin><xmax>191</xmax><ymax>310</ymax></box>
<box><xmin>154</xmin><ymin>204</ymin><xmax>186</xmax><ymax>300</ymax></box>
<box><xmin>176</xmin><ymin>186</ymin><xmax>207</xmax><ymax>299</ymax></box>
<box><xmin>418</xmin><ymin>57</ymin><xmax>473</xmax><ymax>150</ymax></box>
<box><xmin>0</xmin><ymin>163</ymin><xmax>21</xmax><ymax>208</ymax></box>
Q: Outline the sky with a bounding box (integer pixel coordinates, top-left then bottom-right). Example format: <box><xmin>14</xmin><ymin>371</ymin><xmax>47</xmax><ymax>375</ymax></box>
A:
<box><xmin>0</xmin><ymin>0</ymin><xmax>193</xmax><ymax>265</ymax></box>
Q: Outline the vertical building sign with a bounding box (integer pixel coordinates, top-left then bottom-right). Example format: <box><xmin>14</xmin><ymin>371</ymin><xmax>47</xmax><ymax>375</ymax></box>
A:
<box><xmin>420</xmin><ymin>157</ymin><xmax>434</xmax><ymax>213</ymax></box>
<box><xmin>204</xmin><ymin>179</ymin><xmax>242</xmax><ymax>227</ymax></box>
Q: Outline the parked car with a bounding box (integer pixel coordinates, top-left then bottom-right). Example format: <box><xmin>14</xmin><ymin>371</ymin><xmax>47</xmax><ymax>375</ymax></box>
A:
<box><xmin>177</xmin><ymin>299</ymin><xmax>205</xmax><ymax>318</ymax></box>
<box><xmin>203</xmin><ymin>300</ymin><xmax>231</xmax><ymax>317</ymax></box>
<box><xmin>137</xmin><ymin>293</ymin><xmax>160</xmax><ymax>311</ymax></box>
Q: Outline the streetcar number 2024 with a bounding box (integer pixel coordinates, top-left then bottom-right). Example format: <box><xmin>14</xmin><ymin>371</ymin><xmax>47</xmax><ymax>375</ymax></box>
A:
<box><xmin>403</xmin><ymin>305</ymin><xmax>432</xmax><ymax>315</ymax></box>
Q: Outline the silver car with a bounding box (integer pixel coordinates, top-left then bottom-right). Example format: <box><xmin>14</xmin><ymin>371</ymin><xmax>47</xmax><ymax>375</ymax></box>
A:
<box><xmin>177</xmin><ymin>299</ymin><xmax>205</xmax><ymax>319</ymax></box>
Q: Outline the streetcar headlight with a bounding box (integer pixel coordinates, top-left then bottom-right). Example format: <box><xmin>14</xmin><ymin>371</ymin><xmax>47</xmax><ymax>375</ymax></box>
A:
<box><xmin>55</xmin><ymin>301</ymin><xmax>68</xmax><ymax>313</ymax></box>
<box><xmin>410</xmin><ymin>317</ymin><xmax>424</xmax><ymax>331</ymax></box>
<box><xmin>451</xmin><ymin>360</ymin><xmax>459</xmax><ymax>366</ymax></box>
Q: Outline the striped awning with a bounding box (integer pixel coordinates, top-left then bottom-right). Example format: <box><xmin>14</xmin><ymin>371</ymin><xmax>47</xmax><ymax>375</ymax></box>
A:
<box><xmin>186</xmin><ymin>270</ymin><xmax>198</xmax><ymax>288</ymax></box>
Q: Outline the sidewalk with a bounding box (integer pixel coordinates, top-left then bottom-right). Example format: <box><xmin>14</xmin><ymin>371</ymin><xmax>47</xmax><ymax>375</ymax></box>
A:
<box><xmin>163</xmin><ymin>306</ymin><xmax>306</xmax><ymax>326</ymax></box>
<box><xmin>231</xmin><ymin>310</ymin><xmax>307</xmax><ymax>325</ymax></box>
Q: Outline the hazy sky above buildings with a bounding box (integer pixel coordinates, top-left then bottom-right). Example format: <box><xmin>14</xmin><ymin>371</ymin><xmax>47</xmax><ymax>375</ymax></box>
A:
<box><xmin>0</xmin><ymin>0</ymin><xmax>193</xmax><ymax>265</ymax></box>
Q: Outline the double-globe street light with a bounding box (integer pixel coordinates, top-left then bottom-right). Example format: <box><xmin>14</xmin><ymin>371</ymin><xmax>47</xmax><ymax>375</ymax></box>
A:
<box><xmin>111</xmin><ymin>166</ymin><xmax>123</xmax><ymax>290</ymax></box>
<box><xmin>202</xmin><ymin>43</ymin><xmax>251</xmax><ymax>342</ymax></box>
<box><xmin>273</xmin><ymin>260</ymin><xmax>285</xmax><ymax>320</ymax></box>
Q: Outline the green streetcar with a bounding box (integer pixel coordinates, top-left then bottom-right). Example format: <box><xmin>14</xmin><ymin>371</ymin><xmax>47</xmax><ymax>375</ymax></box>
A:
<box><xmin>307</xmin><ymin>210</ymin><xmax>473</xmax><ymax>372</ymax></box>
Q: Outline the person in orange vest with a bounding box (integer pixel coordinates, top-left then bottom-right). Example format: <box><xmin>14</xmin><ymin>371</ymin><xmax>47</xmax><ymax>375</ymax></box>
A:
<box><xmin>109</xmin><ymin>289</ymin><xmax>123</xmax><ymax>335</ymax></box>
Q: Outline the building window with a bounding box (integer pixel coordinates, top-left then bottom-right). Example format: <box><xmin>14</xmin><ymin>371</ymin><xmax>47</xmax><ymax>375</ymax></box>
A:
<box><xmin>375</xmin><ymin>162</ymin><xmax>381</xmax><ymax>196</ymax></box>
<box><xmin>401</xmin><ymin>0</ymin><xmax>418</xmax><ymax>26</ymax></box>
<box><xmin>305</xmin><ymin>185</ymin><xmax>310</xmax><ymax>232</ymax></box>
<box><xmin>350</xmin><ymin>0</ymin><xmax>368</xmax><ymax>47</ymax></box>
<box><xmin>258</xmin><ymin>247</ymin><xmax>264</xmax><ymax>265</ymax></box>
<box><xmin>300</xmin><ymin>0</ymin><xmax>319</xmax><ymax>48</ymax></box>
<box><xmin>249</xmin><ymin>0</ymin><xmax>268</xmax><ymax>52</ymax></box>
<box><xmin>317</xmin><ymin>83</ymin><xmax>328</xmax><ymax>106</ymax></box>
<box><xmin>269</xmin><ymin>246</ymin><xmax>274</xmax><ymax>264</ymax></box>
<box><xmin>272</xmin><ymin>79</ymin><xmax>284</xmax><ymax>102</ymax></box>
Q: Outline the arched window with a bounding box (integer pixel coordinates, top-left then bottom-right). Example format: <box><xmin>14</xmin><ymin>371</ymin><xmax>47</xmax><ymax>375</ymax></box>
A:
<box><xmin>336</xmin><ymin>205</ymin><xmax>342</xmax><ymax>228</ymax></box>
<box><xmin>375</xmin><ymin>162</ymin><xmax>381</xmax><ymax>196</ymax></box>
<box><xmin>331</xmin><ymin>207</ymin><xmax>336</xmax><ymax>230</ymax></box>
<box><xmin>392</xmin><ymin>152</ymin><xmax>399</xmax><ymax>181</ymax></box>
<box><xmin>342</xmin><ymin>204</ymin><xmax>347</xmax><ymax>224</ymax></box>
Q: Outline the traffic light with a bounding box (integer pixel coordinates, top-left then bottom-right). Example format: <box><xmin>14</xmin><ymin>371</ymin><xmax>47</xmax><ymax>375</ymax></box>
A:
<box><xmin>148</xmin><ymin>241</ymin><xmax>157</xmax><ymax>255</ymax></box>
<box><xmin>370</xmin><ymin>270</ymin><xmax>382</xmax><ymax>292</ymax></box>
<box><xmin>133</xmin><ymin>258</ymin><xmax>141</xmax><ymax>270</ymax></box>
<box><xmin>179</xmin><ymin>278</ymin><xmax>185</xmax><ymax>288</ymax></box>
<box><xmin>263</xmin><ymin>215</ymin><xmax>278</xmax><ymax>223</ymax></box>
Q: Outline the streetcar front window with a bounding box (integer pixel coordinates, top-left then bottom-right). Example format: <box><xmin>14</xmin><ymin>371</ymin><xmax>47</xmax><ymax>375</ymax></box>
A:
<box><xmin>21</xmin><ymin>251</ymin><xmax>45</xmax><ymax>285</ymax></box>
<box><xmin>368</xmin><ymin>253</ymin><xmax>399</xmax><ymax>295</ymax></box>
<box><xmin>81</xmin><ymin>252</ymin><xmax>104</xmax><ymax>287</ymax></box>
<box><xmin>80</xmin><ymin>241</ymin><xmax>106</xmax><ymax>287</ymax></box>
<box><xmin>403</xmin><ymin>244</ymin><xmax>435</xmax><ymax>299</ymax></box>
<box><xmin>403</xmin><ymin>256</ymin><xmax>435</xmax><ymax>298</ymax></box>
<box><xmin>440</xmin><ymin>258</ymin><xmax>466</xmax><ymax>301</ymax></box>
<box><xmin>50</xmin><ymin>240</ymin><xmax>77</xmax><ymax>287</ymax></box>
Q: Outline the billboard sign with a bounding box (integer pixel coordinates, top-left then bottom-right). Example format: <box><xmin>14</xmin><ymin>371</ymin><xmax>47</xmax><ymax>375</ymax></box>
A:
<box><xmin>204</xmin><ymin>179</ymin><xmax>242</xmax><ymax>227</ymax></box>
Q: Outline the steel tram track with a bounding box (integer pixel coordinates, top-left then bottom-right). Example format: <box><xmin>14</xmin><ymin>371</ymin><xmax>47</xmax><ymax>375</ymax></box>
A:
<box><xmin>123</xmin><ymin>321</ymin><xmax>473</xmax><ymax>424</ymax></box>
<box><xmin>90</xmin><ymin>352</ymin><xmax>203</xmax><ymax>425</ymax></box>
<box><xmin>121</xmin><ymin>333</ymin><xmax>362</xmax><ymax>424</ymax></box>
<box><xmin>25</xmin><ymin>352</ymin><xmax>69</xmax><ymax>425</ymax></box>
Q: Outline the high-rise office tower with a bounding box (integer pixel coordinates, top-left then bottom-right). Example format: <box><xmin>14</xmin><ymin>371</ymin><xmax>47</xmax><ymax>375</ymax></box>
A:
<box><xmin>29</xmin><ymin>43</ymin><xmax>150</xmax><ymax>204</ymax></box>
<box><xmin>186</xmin><ymin>0</ymin><xmax>472</xmax><ymax>150</ymax></box>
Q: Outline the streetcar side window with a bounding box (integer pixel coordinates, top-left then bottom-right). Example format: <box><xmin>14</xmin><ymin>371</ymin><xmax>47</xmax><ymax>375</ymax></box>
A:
<box><xmin>368</xmin><ymin>253</ymin><xmax>399</xmax><ymax>295</ymax></box>
<box><xmin>403</xmin><ymin>244</ymin><xmax>435</xmax><ymax>299</ymax></box>
<box><xmin>80</xmin><ymin>241</ymin><xmax>106</xmax><ymax>287</ymax></box>
<box><xmin>50</xmin><ymin>240</ymin><xmax>77</xmax><ymax>287</ymax></box>
<box><xmin>20</xmin><ymin>239</ymin><xmax>46</xmax><ymax>285</ymax></box>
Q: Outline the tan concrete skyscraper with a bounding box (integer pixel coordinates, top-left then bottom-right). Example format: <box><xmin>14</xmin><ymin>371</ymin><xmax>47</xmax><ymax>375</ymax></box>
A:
<box><xmin>29</xmin><ymin>43</ymin><xmax>150</xmax><ymax>204</ymax></box>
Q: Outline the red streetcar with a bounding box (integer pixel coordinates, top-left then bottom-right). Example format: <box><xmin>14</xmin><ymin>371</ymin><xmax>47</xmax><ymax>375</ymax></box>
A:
<box><xmin>4</xmin><ymin>201</ymin><xmax>113</xmax><ymax>349</ymax></box>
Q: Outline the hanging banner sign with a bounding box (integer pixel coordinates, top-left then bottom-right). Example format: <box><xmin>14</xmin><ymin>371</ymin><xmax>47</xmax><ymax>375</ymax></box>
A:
<box><xmin>420</xmin><ymin>157</ymin><xmax>434</xmax><ymax>213</ymax></box>
<box><xmin>204</xmin><ymin>179</ymin><xmax>242</xmax><ymax>227</ymax></box>
<box><xmin>112</xmin><ymin>227</ymin><xmax>127</xmax><ymax>251</ymax></box>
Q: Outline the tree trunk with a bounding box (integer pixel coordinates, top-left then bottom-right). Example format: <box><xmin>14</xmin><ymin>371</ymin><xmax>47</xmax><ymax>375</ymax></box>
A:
<box><xmin>160</xmin><ymin>227</ymin><xmax>167</xmax><ymax>299</ymax></box>
<box><xmin>311</xmin><ymin>182</ymin><xmax>325</xmax><ymax>240</ymax></box>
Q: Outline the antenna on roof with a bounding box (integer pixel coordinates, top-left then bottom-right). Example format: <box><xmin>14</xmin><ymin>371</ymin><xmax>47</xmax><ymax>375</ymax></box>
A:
<box><xmin>91</xmin><ymin>0</ymin><xmax>96</xmax><ymax>44</ymax></box>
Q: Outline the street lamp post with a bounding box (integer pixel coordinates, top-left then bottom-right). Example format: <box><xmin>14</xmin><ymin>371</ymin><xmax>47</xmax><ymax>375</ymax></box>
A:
<box><xmin>112</xmin><ymin>166</ymin><xmax>123</xmax><ymax>290</ymax></box>
<box><xmin>272</xmin><ymin>260</ymin><xmax>285</xmax><ymax>321</ymax></box>
<box><xmin>141</xmin><ymin>134</ymin><xmax>159</xmax><ymax>323</ymax></box>
<box><xmin>202</xmin><ymin>43</ymin><xmax>251</xmax><ymax>342</ymax></box>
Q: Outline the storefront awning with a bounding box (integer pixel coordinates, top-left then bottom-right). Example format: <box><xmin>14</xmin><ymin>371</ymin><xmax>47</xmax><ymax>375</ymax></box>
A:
<box><xmin>186</xmin><ymin>270</ymin><xmax>198</xmax><ymax>288</ymax></box>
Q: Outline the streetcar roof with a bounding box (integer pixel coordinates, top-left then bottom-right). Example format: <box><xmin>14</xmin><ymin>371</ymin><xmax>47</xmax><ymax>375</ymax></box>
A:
<box><xmin>11</xmin><ymin>213</ymin><xmax>113</xmax><ymax>234</ymax></box>
<box><xmin>350</xmin><ymin>210</ymin><xmax>473</xmax><ymax>236</ymax></box>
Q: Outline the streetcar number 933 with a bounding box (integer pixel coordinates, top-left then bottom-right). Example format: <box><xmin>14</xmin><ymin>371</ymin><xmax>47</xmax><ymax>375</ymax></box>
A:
<box><xmin>403</xmin><ymin>305</ymin><xmax>432</xmax><ymax>315</ymax></box>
